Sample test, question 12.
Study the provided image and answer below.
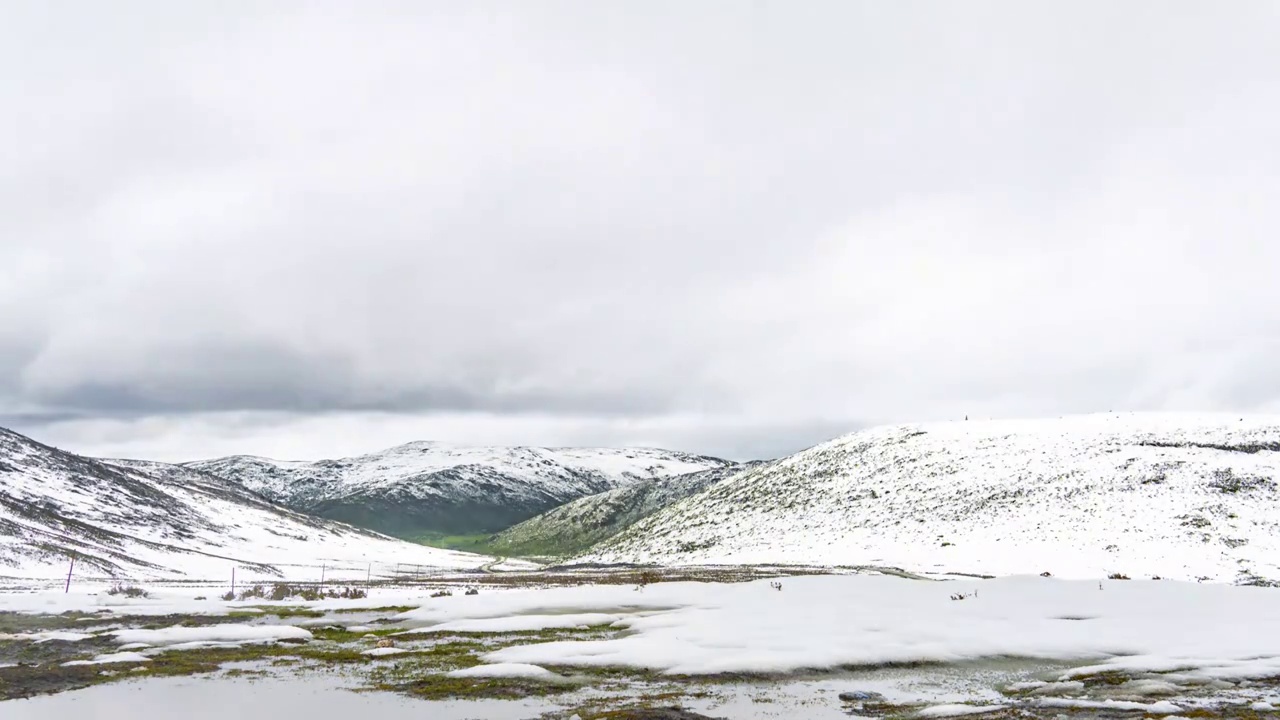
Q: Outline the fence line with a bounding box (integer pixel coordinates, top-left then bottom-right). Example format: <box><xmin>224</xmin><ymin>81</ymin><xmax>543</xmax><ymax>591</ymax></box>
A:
<box><xmin>50</xmin><ymin>556</ymin><xmax>483</xmax><ymax>592</ymax></box>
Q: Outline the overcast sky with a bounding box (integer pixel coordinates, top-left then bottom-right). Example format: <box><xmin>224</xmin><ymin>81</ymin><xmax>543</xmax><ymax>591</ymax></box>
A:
<box><xmin>3</xmin><ymin>1</ymin><xmax>1280</xmax><ymax>462</ymax></box>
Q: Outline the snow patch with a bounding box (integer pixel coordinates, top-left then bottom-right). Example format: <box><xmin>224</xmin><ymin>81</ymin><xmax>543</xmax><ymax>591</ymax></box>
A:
<box><xmin>112</xmin><ymin>624</ymin><xmax>312</xmax><ymax>647</ymax></box>
<box><xmin>0</xmin><ymin>630</ymin><xmax>95</xmax><ymax>643</ymax></box>
<box><xmin>63</xmin><ymin>651</ymin><xmax>151</xmax><ymax>666</ymax></box>
<box><xmin>423</xmin><ymin>613</ymin><xmax>622</xmax><ymax>634</ymax></box>
<box><xmin>1033</xmin><ymin>698</ymin><xmax>1184</xmax><ymax>714</ymax></box>
<box><xmin>446</xmin><ymin>663</ymin><xmax>560</xmax><ymax>680</ymax></box>
<box><xmin>916</xmin><ymin>704</ymin><xmax>1009</xmax><ymax>718</ymax></box>
<box><xmin>362</xmin><ymin>647</ymin><xmax>411</xmax><ymax>657</ymax></box>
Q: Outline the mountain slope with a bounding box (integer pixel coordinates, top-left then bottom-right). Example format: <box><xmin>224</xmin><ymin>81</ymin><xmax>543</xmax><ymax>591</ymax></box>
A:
<box><xmin>579</xmin><ymin>413</ymin><xmax>1280</xmax><ymax>583</ymax></box>
<box><xmin>487</xmin><ymin>461</ymin><xmax>768</xmax><ymax>557</ymax></box>
<box><xmin>187</xmin><ymin>442</ymin><xmax>730</xmax><ymax>538</ymax></box>
<box><xmin>0</xmin><ymin>427</ymin><xmax>493</xmax><ymax>582</ymax></box>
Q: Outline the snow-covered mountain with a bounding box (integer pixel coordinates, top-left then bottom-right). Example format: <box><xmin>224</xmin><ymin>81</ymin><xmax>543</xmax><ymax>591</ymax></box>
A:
<box><xmin>487</xmin><ymin>461</ymin><xmax>768</xmax><ymax>557</ymax></box>
<box><xmin>0</xmin><ymin>427</ymin><xmax>494</xmax><ymax>582</ymax></box>
<box><xmin>187</xmin><ymin>442</ymin><xmax>730</xmax><ymax>538</ymax></box>
<box><xmin>579</xmin><ymin>414</ymin><xmax>1280</xmax><ymax>584</ymax></box>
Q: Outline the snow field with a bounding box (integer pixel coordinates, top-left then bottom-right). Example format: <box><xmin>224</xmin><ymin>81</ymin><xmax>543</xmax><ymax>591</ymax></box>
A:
<box><xmin>390</xmin><ymin>574</ymin><xmax>1280</xmax><ymax>686</ymax></box>
<box><xmin>5</xmin><ymin>572</ymin><xmax>1280</xmax><ymax>717</ymax></box>
<box><xmin>9</xmin><ymin>571</ymin><xmax>1280</xmax><ymax>690</ymax></box>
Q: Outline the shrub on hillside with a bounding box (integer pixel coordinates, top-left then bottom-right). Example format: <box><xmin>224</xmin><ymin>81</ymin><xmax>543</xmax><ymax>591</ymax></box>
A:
<box><xmin>263</xmin><ymin>584</ymin><xmax>368</xmax><ymax>601</ymax></box>
<box><xmin>107</xmin><ymin>584</ymin><xmax>150</xmax><ymax>598</ymax></box>
<box><xmin>636</xmin><ymin>570</ymin><xmax>663</xmax><ymax>586</ymax></box>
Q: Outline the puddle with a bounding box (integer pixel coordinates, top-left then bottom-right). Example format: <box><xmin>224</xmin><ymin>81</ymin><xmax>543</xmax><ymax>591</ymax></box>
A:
<box><xmin>0</xmin><ymin>675</ymin><xmax>556</xmax><ymax>720</ymax></box>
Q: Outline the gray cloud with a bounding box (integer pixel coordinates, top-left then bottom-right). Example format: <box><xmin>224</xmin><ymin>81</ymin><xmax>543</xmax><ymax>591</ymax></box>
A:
<box><xmin>4</xmin><ymin>2</ymin><xmax>1280</xmax><ymax>460</ymax></box>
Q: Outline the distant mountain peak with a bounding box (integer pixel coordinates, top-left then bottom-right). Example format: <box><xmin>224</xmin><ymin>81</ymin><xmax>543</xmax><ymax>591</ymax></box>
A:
<box><xmin>188</xmin><ymin>441</ymin><xmax>729</xmax><ymax>538</ymax></box>
<box><xmin>0</xmin><ymin>425</ymin><xmax>491</xmax><ymax>581</ymax></box>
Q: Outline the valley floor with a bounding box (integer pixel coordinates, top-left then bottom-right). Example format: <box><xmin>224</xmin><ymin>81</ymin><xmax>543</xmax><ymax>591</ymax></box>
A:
<box><xmin>3</xmin><ymin>568</ymin><xmax>1279</xmax><ymax>719</ymax></box>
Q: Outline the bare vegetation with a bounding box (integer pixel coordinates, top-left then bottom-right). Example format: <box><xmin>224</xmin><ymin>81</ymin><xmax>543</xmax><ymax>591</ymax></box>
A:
<box><xmin>230</xmin><ymin>583</ymin><xmax>369</xmax><ymax>602</ymax></box>
<box><xmin>105</xmin><ymin>583</ymin><xmax>149</xmax><ymax>598</ymax></box>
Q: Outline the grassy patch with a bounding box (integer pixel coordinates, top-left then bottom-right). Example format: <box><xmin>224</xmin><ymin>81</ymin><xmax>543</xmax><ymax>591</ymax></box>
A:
<box><xmin>0</xmin><ymin>633</ymin><xmax>119</xmax><ymax>669</ymax></box>
<box><xmin>0</xmin><ymin>610</ymin><xmax>116</xmax><ymax>634</ymax></box>
<box><xmin>244</xmin><ymin>605</ymin><xmax>325</xmax><ymax>619</ymax></box>
<box><xmin>485</xmin><ymin>534</ymin><xmax>592</xmax><ymax>559</ymax></box>
<box><xmin>332</xmin><ymin>605</ymin><xmax>416</xmax><ymax>615</ymax></box>
<box><xmin>222</xmin><ymin>668</ymin><xmax>269</xmax><ymax>678</ymax></box>
<box><xmin>371</xmin><ymin>673</ymin><xmax>576</xmax><ymax>700</ymax></box>
<box><xmin>0</xmin><ymin>634</ymin><xmax>382</xmax><ymax>701</ymax></box>
<box><xmin>367</xmin><ymin>640</ymin><xmax>488</xmax><ymax>681</ymax></box>
<box><xmin>137</xmin><ymin>641</ymin><xmax>372</xmax><ymax>679</ymax></box>
<box><xmin>362</xmin><ymin>627</ymin><xmax>646</xmax><ymax>700</ymax></box>
<box><xmin>1173</xmin><ymin>709</ymin><xmax>1274</xmax><ymax>720</ymax></box>
<box><xmin>0</xmin><ymin>663</ymin><xmax>108</xmax><ymax>700</ymax></box>
<box><xmin>404</xmin><ymin>532</ymin><xmax>496</xmax><ymax>553</ymax></box>
<box><xmin>308</xmin><ymin>626</ymin><xmax>400</xmax><ymax>643</ymax></box>
<box><xmin>393</xmin><ymin>623</ymin><xmax>622</xmax><ymax>646</ymax></box>
<box><xmin>542</xmin><ymin>665</ymin><xmax>663</xmax><ymax>682</ymax></box>
<box><xmin>560</xmin><ymin>689</ymin><xmax>720</xmax><ymax>720</ymax></box>
<box><xmin>1062</xmin><ymin>669</ymin><xmax>1147</xmax><ymax>687</ymax></box>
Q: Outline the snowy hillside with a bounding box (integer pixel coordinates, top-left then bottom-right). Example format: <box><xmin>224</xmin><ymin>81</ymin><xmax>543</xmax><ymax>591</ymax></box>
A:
<box><xmin>580</xmin><ymin>414</ymin><xmax>1280</xmax><ymax>583</ymax></box>
<box><xmin>187</xmin><ymin>441</ymin><xmax>729</xmax><ymax>538</ymax></box>
<box><xmin>488</xmin><ymin>461</ymin><xmax>768</xmax><ymax>557</ymax></box>
<box><xmin>0</xmin><ymin>427</ymin><xmax>495</xmax><ymax>582</ymax></box>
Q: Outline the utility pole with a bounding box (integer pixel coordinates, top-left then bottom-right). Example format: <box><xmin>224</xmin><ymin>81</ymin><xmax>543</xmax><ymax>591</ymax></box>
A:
<box><xmin>65</xmin><ymin>553</ymin><xmax>76</xmax><ymax>593</ymax></box>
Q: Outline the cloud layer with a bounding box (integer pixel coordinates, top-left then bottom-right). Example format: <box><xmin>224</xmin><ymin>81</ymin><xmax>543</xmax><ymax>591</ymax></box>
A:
<box><xmin>5</xmin><ymin>2</ymin><xmax>1280</xmax><ymax>460</ymax></box>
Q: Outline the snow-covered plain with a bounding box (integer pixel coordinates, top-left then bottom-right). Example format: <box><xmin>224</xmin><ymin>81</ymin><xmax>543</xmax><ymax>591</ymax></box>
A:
<box><xmin>583</xmin><ymin>413</ymin><xmax>1280</xmax><ymax>583</ymax></box>
<box><xmin>5</xmin><ymin>573</ymin><xmax>1280</xmax><ymax>715</ymax></box>
<box><xmin>394</xmin><ymin>574</ymin><xmax>1280</xmax><ymax>685</ymax></box>
<box><xmin>0</xmin><ymin>426</ymin><xmax>502</xmax><ymax>582</ymax></box>
<box><xmin>16</xmin><ymin>571</ymin><xmax>1280</xmax><ymax>684</ymax></box>
<box><xmin>0</xmin><ymin>581</ymin><xmax>493</xmax><ymax>616</ymax></box>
